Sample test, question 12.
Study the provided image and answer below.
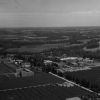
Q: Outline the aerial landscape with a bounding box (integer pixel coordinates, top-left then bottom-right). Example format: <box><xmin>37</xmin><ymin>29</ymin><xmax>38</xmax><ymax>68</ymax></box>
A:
<box><xmin>1</xmin><ymin>0</ymin><xmax>100</xmax><ymax>100</ymax></box>
<box><xmin>0</xmin><ymin>27</ymin><xmax>100</xmax><ymax>100</ymax></box>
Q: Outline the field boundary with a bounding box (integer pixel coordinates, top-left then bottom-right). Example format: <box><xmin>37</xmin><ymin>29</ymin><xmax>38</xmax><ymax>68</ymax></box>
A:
<box><xmin>0</xmin><ymin>83</ymin><xmax>55</xmax><ymax>92</ymax></box>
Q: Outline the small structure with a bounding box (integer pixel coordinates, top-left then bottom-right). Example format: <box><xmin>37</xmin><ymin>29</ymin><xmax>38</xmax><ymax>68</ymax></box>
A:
<box><xmin>60</xmin><ymin>57</ymin><xmax>78</xmax><ymax>62</ymax></box>
<box><xmin>15</xmin><ymin>68</ymin><xmax>34</xmax><ymax>77</ymax></box>
<box><xmin>84</xmin><ymin>58</ymin><xmax>94</xmax><ymax>63</ymax></box>
<box><xmin>15</xmin><ymin>59</ymin><xmax>23</xmax><ymax>64</ymax></box>
<box><xmin>57</xmin><ymin>62</ymin><xmax>66</xmax><ymax>68</ymax></box>
<box><xmin>44</xmin><ymin>60</ymin><xmax>53</xmax><ymax>66</ymax></box>
<box><xmin>21</xmin><ymin>62</ymin><xmax>31</xmax><ymax>69</ymax></box>
<box><xmin>56</xmin><ymin>68</ymin><xmax>65</xmax><ymax>74</ymax></box>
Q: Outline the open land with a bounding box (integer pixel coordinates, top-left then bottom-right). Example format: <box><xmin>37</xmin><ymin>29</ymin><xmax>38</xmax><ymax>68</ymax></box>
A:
<box><xmin>0</xmin><ymin>72</ymin><xmax>94</xmax><ymax>100</ymax></box>
<box><xmin>0</xmin><ymin>27</ymin><xmax>100</xmax><ymax>99</ymax></box>
<box><xmin>0</xmin><ymin>27</ymin><xmax>100</xmax><ymax>54</ymax></box>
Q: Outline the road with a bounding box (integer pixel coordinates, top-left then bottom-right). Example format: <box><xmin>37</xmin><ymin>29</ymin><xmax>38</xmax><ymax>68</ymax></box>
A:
<box><xmin>49</xmin><ymin>72</ymin><xmax>99</xmax><ymax>95</ymax></box>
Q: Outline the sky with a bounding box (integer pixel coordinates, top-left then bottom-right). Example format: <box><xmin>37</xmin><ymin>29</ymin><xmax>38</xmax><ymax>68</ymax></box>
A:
<box><xmin>0</xmin><ymin>0</ymin><xmax>100</xmax><ymax>27</ymax></box>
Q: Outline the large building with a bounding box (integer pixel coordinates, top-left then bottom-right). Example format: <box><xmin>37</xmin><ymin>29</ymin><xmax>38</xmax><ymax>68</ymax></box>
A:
<box><xmin>0</xmin><ymin>59</ymin><xmax>34</xmax><ymax>78</ymax></box>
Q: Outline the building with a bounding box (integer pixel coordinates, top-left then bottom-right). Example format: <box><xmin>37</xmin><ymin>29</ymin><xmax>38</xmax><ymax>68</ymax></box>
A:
<box><xmin>15</xmin><ymin>68</ymin><xmax>34</xmax><ymax>77</ymax></box>
<box><xmin>44</xmin><ymin>60</ymin><xmax>53</xmax><ymax>66</ymax></box>
<box><xmin>0</xmin><ymin>60</ymin><xmax>34</xmax><ymax>78</ymax></box>
<box><xmin>60</xmin><ymin>57</ymin><xmax>78</xmax><ymax>63</ymax></box>
<box><xmin>15</xmin><ymin>59</ymin><xmax>23</xmax><ymax>64</ymax></box>
<box><xmin>21</xmin><ymin>62</ymin><xmax>31</xmax><ymax>69</ymax></box>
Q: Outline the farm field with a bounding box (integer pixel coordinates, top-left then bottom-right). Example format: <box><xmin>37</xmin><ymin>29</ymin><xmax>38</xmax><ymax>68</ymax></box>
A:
<box><xmin>6</xmin><ymin>43</ymin><xmax>84</xmax><ymax>53</ymax></box>
<box><xmin>6</xmin><ymin>43</ymin><xmax>70</xmax><ymax>53</ymax></box>
<box><xmin>0</xmin><ymin>27</ymin><xmax>100</xmax><ymax>54</ymax></box>
<box><xmin>0</xmin><ymin>84</ymin><xmax>93</xmax><ymax>100</ymax></box>
<box><xmin>0</xmin><ymin>72</ymin><xmax>65</xmax><ymax>90</ymax></box>
<box><xmin>0</xmin><ymin>71</ymin><xmax>95</xmax><ymax>100</ymax></box>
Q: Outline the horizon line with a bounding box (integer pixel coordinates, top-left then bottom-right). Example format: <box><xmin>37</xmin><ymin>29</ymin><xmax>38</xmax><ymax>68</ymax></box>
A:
<box><xmin>0</xmin><ymin>26</ymin><xmax>100</xmax><ymax>29</ymax></box>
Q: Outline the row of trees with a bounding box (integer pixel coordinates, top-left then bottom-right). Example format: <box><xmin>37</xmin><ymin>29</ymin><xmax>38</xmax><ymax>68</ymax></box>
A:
<box><xmin>43</xmin><ymin>45</ymin><xmax>100</xmax><ymax>60</ymax></box>
<box><xmin>64</xmin><ymin>73</ymin><xmax>100</xmax><ymax>93</ymax></box>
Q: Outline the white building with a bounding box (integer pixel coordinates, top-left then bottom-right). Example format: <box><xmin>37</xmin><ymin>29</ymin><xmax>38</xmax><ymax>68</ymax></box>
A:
<box><xmin>44</xmin><ymin>60</ymin><xmax>53</xmax><ymax>65</ymax></box>
<box><xmin>60</xmin><ymin>57</ymin><xmax>78</xmax><ymax>61</ymax></box>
